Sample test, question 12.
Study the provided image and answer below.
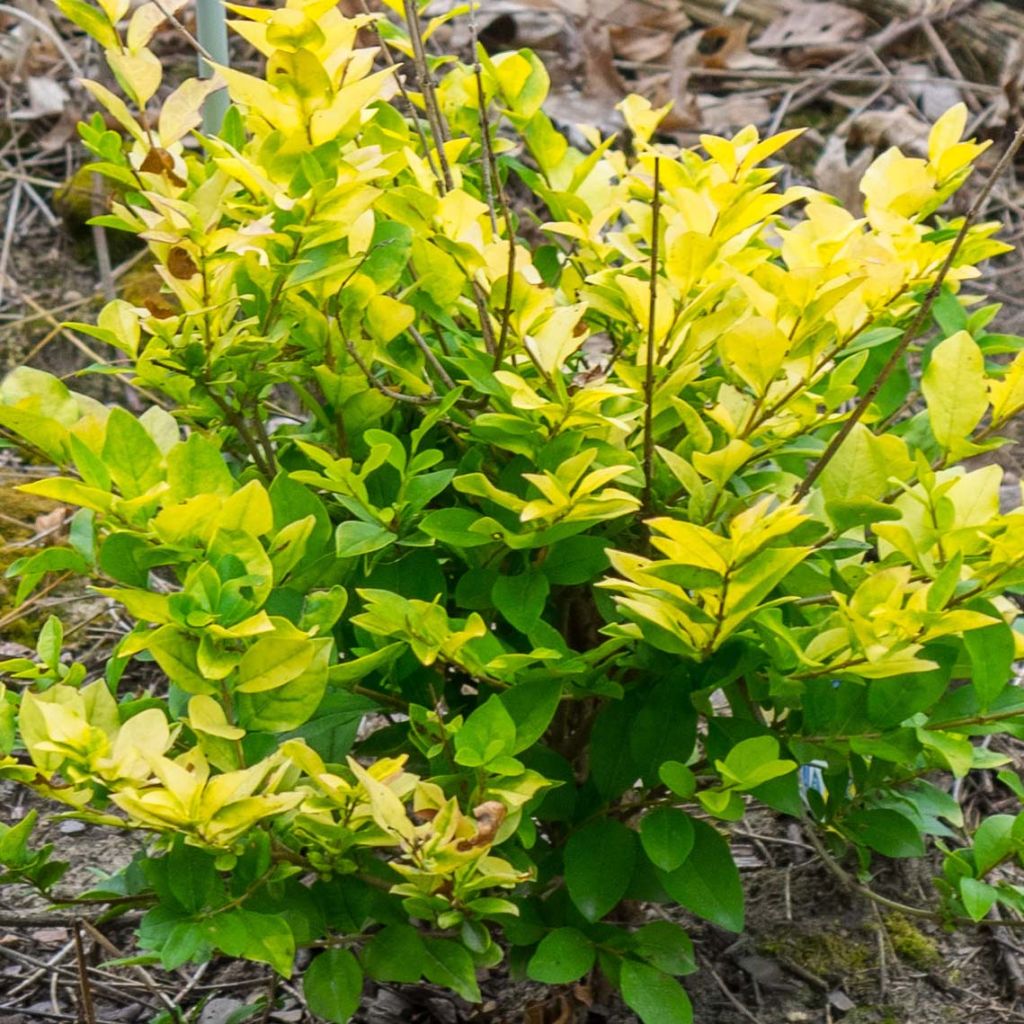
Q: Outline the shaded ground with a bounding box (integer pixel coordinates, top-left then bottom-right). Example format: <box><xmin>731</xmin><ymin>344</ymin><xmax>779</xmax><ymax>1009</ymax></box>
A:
<box><xmin>4</xmin><ymin>779</ymin><xmax>1024</xmax><ymax>1023</ymax></box>
<box><xmin>3</xmin><ymin>0</ymin><xmax>1024</xmax><ymax>1021</ymax></box>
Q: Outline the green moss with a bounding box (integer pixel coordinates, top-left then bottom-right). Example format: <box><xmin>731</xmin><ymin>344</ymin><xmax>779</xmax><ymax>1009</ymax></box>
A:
<box><xmin>883</xmin><ymin>912</ymin><xmax>941</xmax><ymax>968</ymax></box>
<box><xmin>760</xmin><ymin>929</ymin><xmax>874</xmax><ymax>981</ymax></box>
<box><xmin>843</xmin><ymin>1011</ymin><xmax>893</xmax><ymax>1024</ymax></box>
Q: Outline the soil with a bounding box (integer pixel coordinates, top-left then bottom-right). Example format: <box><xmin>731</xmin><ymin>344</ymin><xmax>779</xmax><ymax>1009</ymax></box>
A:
<box><xmin>4</xmin><ymin>780</ymin><xmax>1024</xmax><ymax>1023</ymax></box>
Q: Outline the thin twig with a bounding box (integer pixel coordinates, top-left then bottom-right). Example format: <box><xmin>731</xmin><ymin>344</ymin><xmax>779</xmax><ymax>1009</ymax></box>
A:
<box><xmin>470</xmin><ymin>280</ymin><xmax>497</xmax><ymax>356</ymax></box>
<box><xmin>697</xmin><ymin>953</ymin><xmax>763</xmax><ymax>1024</ymax></box>
<box><xmin>0</xmin><ymin>4</ymin><xmax>83</xmax><ymax>75</ymax></box>
<box><xmin>775</xmin><ymin>954</ymin><xmax>828</xmax><ymax>992</ymax></box>
<box><xmin>0</xmin><ymin>941</ymin><xmax>159</xmax><ymax>1014</ymax></box>
<box><xmin>0</xmin><ymin>275</ymin><xmax>167</xmax><ymax>407</ymax></box>
<box><xmin>870</xmin><ymin>902</ymin><xmax>889</xmax><ymax>1000</ymax></box>
<box><xmin>0</xmin><ymin>158</ymin><xmax>59</xmax><ymax>228</ymax></box>
<box><xmin>0</xmin><ymin>573</ymin><xmax>74</xmax><ymax>632</ymax></box>
<box><xmin>79</xmin><ymin>920</ymin><xmax>180</xmax><ymax>1017</ymax></box>
<box><xmin>402</xmin><ymin>0</ymin><xmax>452</xmax><ymax>191</ymax></box>
<box><xmin>408</xmin><ymin>325</ymin><xmax>455</xmax><ymax>389</ymax></box>
<box><xmin>0</xmin><ymin>1006</ymin><xmax>121</xmax><ymax>1024</ymax></box>
<box><xmin>4</xmin><ymin>938</ymin><xmax>76</xmax><ymax>998</ymax></box>
<box><xmin>357</xmin><ymin>1</ymin><xmax>442</xmax><ymax>188</ymax></box>
<box><xmin>804</xmin><ymin>823</ymin><xmax>1024</xmax><ymax>932</ymax></box>
<box><xmin>90</xmin><ymin>175</ymin><xmax>115</xmax><ymax>302</ymax></box>
<box><xmin>628</xmin><ymin>64</ymin><xmax>1000</xmax><ymax>94</ymax></box>
<box><xmin>146</xmin><ymin>0</ymin><xmax>216</xmax><ymax>64</ymax></box>
<box><xmin>171</xmin><ymin>961</ymin><xmax>209</xmax><ymax>1008</ymax></box>
<box><xmin>469</xmin><ymin>33</ymin><xmax>517</xmax><ymax>371</ymax></box>
<box><xmin>989</xmin><ymin>908</ymin><xmax>1024</xmax><ymax>997</ymax></box>
<box><xmin>641</xmin><ymin>156</ymin><xmax>661</xmax><ymax>519</ymax></box>
<box><xmin>0</xmin><ymin>179</ymin><xmax>22</xmax><ymax>307</ymax></box>
<box><xmin>72</xmin><ymin>921</ymin><xmax>97</xmax><ymax>1024</ymax></box>
<box><xmin>920</xmin><ymin>17</ymin><xmax>983</xmax><ymax>113</ymax></box>
<box><xmin>342</xmin><ymin>325</ymin><xmax>438</xmax><ymax>405</ymax></box>
<box><xmin>795</xmin><ymin>119</ymin><xmax>1024</xmax><ymax>499</ymax></box>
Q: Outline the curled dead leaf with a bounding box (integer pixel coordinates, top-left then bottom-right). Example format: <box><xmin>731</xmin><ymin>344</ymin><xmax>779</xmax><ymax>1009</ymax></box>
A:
<box><xmin>573</xmin><ymin>981</ymin><xmax>594</xmax><ymax>1007</ymax></box>
<box><xmin>140</xmin><ymin>147</ymin><xmax>187</xmax><ymax>187</ymax></box>
<box><xmin>457</xmin><ymin>800</ymin><xmax>507</xmax><ymax>850</ymax></box>
<box><xmin>33</xmin><ymin>507</ymin><xmax>66</xmax><ymax>535</ymax></box>
<box><xmin>143</xmin><ymin>297</ymin><xmax>178</xmax><ymax>319</ymax></box>
<box><xmin>166</xmin><ymin>246</ymin><xmax>199</xmax><ymax>280</ymax></box>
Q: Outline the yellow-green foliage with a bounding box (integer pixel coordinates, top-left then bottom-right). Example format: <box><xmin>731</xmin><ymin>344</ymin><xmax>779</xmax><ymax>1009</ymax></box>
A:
<box><xmin>0</xmin><ymin>0</ymin><xmax>1023</xmax><ymax>1018</ymax></box>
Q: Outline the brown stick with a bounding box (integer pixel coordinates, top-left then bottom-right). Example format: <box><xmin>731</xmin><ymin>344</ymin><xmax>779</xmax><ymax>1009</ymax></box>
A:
<box><xmin>72</xmin><ymin>921</ymin><xmax>97</xmax><ymax>1024</ymax></box>
<box><xmin>642</xmin><ymin>157</ymin><xmax>662</xmax><ymax>519</ymax></box>
<box><xmin>795</xmin><ymin>118</ymin><xmax>1024</xmax><ymax>500</ymax></box>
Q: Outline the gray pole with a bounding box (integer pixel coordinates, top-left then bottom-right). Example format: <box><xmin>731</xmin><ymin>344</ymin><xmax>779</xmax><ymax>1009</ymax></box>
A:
<box><xmin>196</xmin><ymin>0</ymin><xmax>229</xmax><ymax>133</ymax></box>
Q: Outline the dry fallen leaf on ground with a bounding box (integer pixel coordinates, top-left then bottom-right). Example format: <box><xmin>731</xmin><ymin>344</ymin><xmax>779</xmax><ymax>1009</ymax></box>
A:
<box><xmin>849</xmin><ymin>105</ymin><xmax>930</xmax><ymax>156</ymax></box>
<box><xmin>899</xmin><ymin>60</ymin><xmax>965</xmax><ymax>121</ymax></box>
<box><xmin>752</xmin><ymin>1</ymin><xmax>866</xmax><ymax>58</ymax></box>
<box><xmin>10</xmin><ymin>76</ymin><xmax>69</xmax><ymax>121</ymax></box>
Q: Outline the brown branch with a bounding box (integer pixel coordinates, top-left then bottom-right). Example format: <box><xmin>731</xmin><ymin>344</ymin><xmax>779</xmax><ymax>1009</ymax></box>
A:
<box><xmin>340</xmin><ymin>323</ymin><xmax>438</xmax><ymax>405</ymax></box>
<box><xmin>469</xmin><ymin>28</ymin><xmax>518</xmax><ymax>372</ymax></box>
<box><xmin>799</xmin><ymin>823</ymin><xmax>1020</xmax><ymax>930</ymax></box>
<box><xmin>358</xmin><ymin>0</ymin><xmax>444</xmax><ymax>189</ymax></box>
<box><xmin>402</xmin><ymin>0</ymin><xmax>452</xmax><ymax>192</ymax></box>
<box><xmin>795</xmin><ymin>120</ymin><xmax>1024</xmax><ymax>500</ymax></box>
<box><xmin>642</xmin><ymin>156</ymin><xmax>662</xmax><ymax>519</ymax></box>
<box><xmin>409</xmin><ymin>325</ymin><xmax>455</xmax><ymax>389</ymax></box>
<box><xmin>200</xmin><ymin>372</ymin><xmax>273</xmax><ymax>477</ymax></box>
<box><xmin>73</xmin><ymin>921</ymin><xmax>97</xmax><ymax>1024</ymax></box>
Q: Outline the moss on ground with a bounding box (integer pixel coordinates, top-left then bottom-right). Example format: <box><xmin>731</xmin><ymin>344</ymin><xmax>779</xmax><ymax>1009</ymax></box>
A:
<box><xmin>883</xmin><ymin>912</ymin><xmax>941</xmax><ymax>969</ymax></box>
<box><xmin>761</xmin><ymin>928</ymin><xmax>875</xmax><ymax>981</ymax></box>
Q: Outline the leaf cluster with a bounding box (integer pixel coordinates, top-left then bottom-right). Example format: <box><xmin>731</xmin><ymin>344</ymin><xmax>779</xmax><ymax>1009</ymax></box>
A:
<box><xmin>2</xmin><ymin>0</ymin><xmax>1024</xmax><ymax>1019</ymax></box>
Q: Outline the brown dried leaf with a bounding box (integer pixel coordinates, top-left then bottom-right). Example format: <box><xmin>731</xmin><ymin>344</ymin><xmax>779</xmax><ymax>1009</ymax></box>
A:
<box><xmin>698</xmin><ymin>91</ymin><xmax>770</xmax><ymax>130</ymax></box>
<box><xmin>145</xmin><ymin>298</ymin><xmax>179</xmax><ymax>319</ymax></box>
<box><xmin>675</xmin><ymin>23</ymin><xmax>777</xmax><ymax>72</ymax></box>
<box><xmin>457</xmin><ymin>800</ymin><xmax>507</xmax><ymax>850</ymax></box>
<box><xmin>523</xmin><ymin>995</ymin><xmax>574</xmax><ymax>1024</ymax></box>
<box><xmin>581</xmin><ymin>20</ymin><xmax>627</xmax><ymax>98</ymax></box>
<box><xmin>36</xmin><ymin>108</ymin><xmax>82</xmax><ymax>152</ymax></box>
<box><xmin>33</xmin><ymin>507</ymin><xmax>65</xmax><ymax>535</ymax></box>
<box><xmin>140</xmin><ymin>147</ymin><xmax>175</xmax><ymax>175</ymax></box>
<box><xmin>0</xmin><ymin>642</ymin><xmax>35</xmax><ymax>659</ymax></box>
<box><xmin>604</xmin><ymin>0</ymin><xmax>690</xmax><ymax>64</ymax></box>
<box><xmin>995</xmin><ymin>35</ymin><xmax>1024</xmax><ymax>127</ymax></box>
<box><xmin>550</xmin><ymin>996</ymin><xmax>573</xmax><ymax>1024</ymax></box>
<box><xmin>166</xmin><ymin>246</ymin><xmax>199</xmax><ymax>280</ymax></box>
<box><xmin>523</xmin><ymin>1005</ymin><xmax>547</xmax><ymax>1024</ymax></box>
<box><xmin>573</xmin><ymin>982</ymin><xmax>594</xmax><ymax>1007</ymax></box>
<box><xmin>753</xmin><ymin>2</ymin><xmax>865</xmax><ymax>51</ymax></box>
<box><xmin>140</xmin><ymin>147</ymin><xmax>187</xmax><ymax>187</ymax></box>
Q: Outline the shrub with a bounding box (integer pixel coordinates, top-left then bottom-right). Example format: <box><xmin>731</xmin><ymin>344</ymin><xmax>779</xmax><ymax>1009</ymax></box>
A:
<box><xmin>2</xmin><ymin>0</ymin><xmax>1024</xmax><ymax>1019</ymax></box>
